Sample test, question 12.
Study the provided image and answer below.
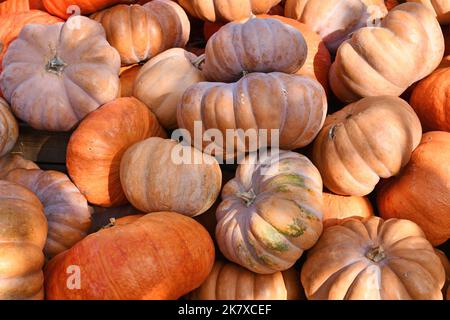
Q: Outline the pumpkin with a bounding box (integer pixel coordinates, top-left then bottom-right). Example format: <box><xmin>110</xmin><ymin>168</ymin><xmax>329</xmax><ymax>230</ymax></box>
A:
<box><xmin>385</xmin><ymin>0</ymin><xmax>400</xmax><ymax>10</ymax></box>
<box><xmin>301</xmin><ymin>217</ymin><xmax>445</xmax><ymax>300</ymax></box>
<box><xmin>0</xmin><ymin>0</ymin><xmax>30</xmax><ymax>14</ymax></box>
<box><xmin>134</xmin><ymin>48</ymin><xmax>206</xmax><ymax>129</ymax></box>
<box><xmin>329</xmin><ymin>3</ymin><xmax>444</xmax><ymax>103</ymax></box>
<box><xmin>406</xmin><ymin>0</ymin><xmax>450</xmax><ymax>23</ymax></box>
<box><xmin>178</xmin><ymin>0</ymin><xmax>281</xmax><ymax>22</ymax></box>
<box><xmin>67</xmin><ymin>97</ymin><xmax>166</xmax><ymax>208</ymax></box>
<box><xmin>5</xmin><ymin>168</ymin><xmax>92</xmax><ymax>258</ymax></box>
<box><xmin>189</xmin><ymin>261</ymin><xmax>304</xmax><ymax>300</ymax></box>
<box><xmin>284</xmin><ymin>0</ymin><xmax>388</xmax><ymax>53</ymax></box>
<box><xmin>42</xmin><ymin>0</ymin><xmax>135</xmax><ymax>19</ymax></box>
<box><xmin>0</xmin><ymin>98</ymin><xmax>18</xmax><ymax>158</ymax></box>
<box><xmin>435</xmin><ymin>249</ymin><xmax>450</xmax><ymax>298</ymax></box>
<box><xmin>45</xmin><ymin>212</ymin><xmax>215</xmax><ymax>300</ymax></box>
<box><xmin>377</xmin><ymin>131</ymin><xmax>450</xmax><ymax>246</ymax></box>
<box><xmin>216</xmin><ymin>150</ymin><xmax>323</xmax><ymax>274</ymax></box>
<box><xmin>177</xmin><ymin>73</ymin><xmax>327</xmax><ymax>159</ymax></box>
<box><xmin>91</xmin><ymin>1</ymin><xmax>190</xmax><ymax>66</ymax></box>
<box><xmin>0</xmin><ymin>180</ymin><xmax>47</xmax><ymax>300</ymax></box>
<box><xmin>120</xmin><ymin>137</ymin><xmax>222</xmax><ymax>217</ymax></box>
<box><xmin>202</xmin><ymin>17</ymin><xmax>308</xmax><ymax>82</ymax></box>
<box><xmin>312</xmin><ymin>96</ymin><xmax>422</xmax><ymax>196</ymax></box>
<box><xmin>120</xmin><ymin>65</ymin><xmax>142</xmax><ymax>97</ymax></box>
<box><xmin>0</xmin><ymin>154</ymin><xmax>38</xmax><ymax>179</ymax></box>
<box><xmin>409</xmin><ymin>56</ymin><xmax>450</xmax><ymax>132</ymax></box>
<box><xmin>322</xmin><ymin>192</ymin><xmax>374</xmax><ymax>228</ymax></box>
<box><xmin>0</xmin><ymin>16</ymin><xmax>121</xmax><ymax>132</ymax></box>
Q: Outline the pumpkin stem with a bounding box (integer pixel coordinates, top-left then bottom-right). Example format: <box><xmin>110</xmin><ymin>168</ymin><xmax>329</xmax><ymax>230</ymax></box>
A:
<box><xmin>102</xmin><ymin>218</ymin><xmax>117</xmax><ymax>229</ymax></box>
<box><xmin>236</xmin><ymin>189</ymin><xmax>257</xmax><ymax>207</ymax></box>
<box><xmin>46</xmin><ymin>55</ymin><xmax>67</xmax><ymax>75</ymax></box>
<box><xmin>366</xmin><ymin>245</ymin><xmax>386</xmax><ymax>263</ymax></box>
<box><xmin>193</xmin><ymin>54</ymin><xmax>206</xmax><ymax>70</ymax></box>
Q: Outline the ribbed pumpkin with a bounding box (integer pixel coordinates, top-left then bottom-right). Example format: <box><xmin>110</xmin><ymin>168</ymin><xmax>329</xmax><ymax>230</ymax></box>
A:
<box><xmin>0</xmin><ymin>16</ymin><xmax>121</xmax><ymax>131</ymax></box>
<box><xmin>189</xmin><ymin>261</ymin><xmax>304</xmax><ymax>300</ymax></box>
<box><xmin>42</xmin><ymin>0</ymin><xmax>135</xmax><ymax>19</ymax></box>
<box><xmin>91</xmin><ymin>1</ymin><xmax>190</xmax><ymax>66</ymax></box>
<box><xmin>0</xmin><ymin>154</ymin><xmax>38</xmax><ymax>179</ymax></box>
<box><xmin>67</xmin><ymin>97</ymin><xmax>166</xmax><ymax>208</ymax></box>
<box><xmin>216</xmin><ymin>151</ymin><xmax>324</xmax><ymax>274</ymax></box>
<box><xmin>301</xmin><ymin>217</ymin><xmax>445</xmax><ymax>300</ymax></box>
<box><xmin>120</xmin><ymin>137</ymin><xmax>222</xmax><ymax>217</ymax></box>
<box><xmin>178</xmin><ymin>73</ymin><xmax>327</xmax><ymax>159</ymax></box>
<box><xmin>435</xmin><ymin>249</ymin><xmax>450</xmax><ymax>298</ymax></box>
<box><xmin>406</xmin><ymin>0</ymin><xmax>450</xmax><ymax>23</ymax></box>
<box><xmin>5</xmin><ymin>169</ymin><xmax>92</xmax><ymax>258</ymax></box>
<box><xmin>377</xmin><ymin>131</ymin><xmax>450</xmax><ymax>246</ymax></box>
<box><xmin>178</xmin><ymin>0</ymin><xmax>281</xmax><ymax>22</ymax></box>
<box><xmin>134</xmin><ymin>48</ymin><xmax>205</xmax><ymax>129</ymax></box>
<box><xmin>202</xmin><ymin>17</ymin><xmax>308</xmax><ymax>82</ymax></box>
<box><xmin>0</xmin><ymin>98</ymin><xmax>18</xmax><ymax>157</ymax></box>
<box><xmin>0</xmin><ymin>0</ymin><xmax>30</xmax><ymax>14</ymax></box>
<box><xmin>312</xmin><ymin>96</ymin><xmax>422</xmax><ymax>196</ymax></box>
<box><xmin>45</xmin><ymin>212</ymin><xmax>215</xmax><ymax>300</ymax></box>
<box><xmin>329</xmin><ymin>3</ymin><xmax>444</xmax><ymax>102</ymax></box>
<box><xmin>119</xmin><ymin>65</ymin><xmax>142</xmax><ymax>97</ymax></box>
<box><xmin>0</xmin><ymin>180</ymin><xmax>47</xmax><ymax>300</ymax></box>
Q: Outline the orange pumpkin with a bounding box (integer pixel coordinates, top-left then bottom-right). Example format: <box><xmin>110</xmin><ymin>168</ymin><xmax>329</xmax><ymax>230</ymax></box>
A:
<box><xmin>0</xmin><ymin>0</ymin><xmax>30</xmax><ymax>14</ymax></box>
<box><xmin>42</xmin><ymin>0</ymin><xmax>135</xmax><ymax>19</ymax></box>
<box><xmin>378</xmin><ymin>131</ymin><xmax>450</xmax><ymax>246</ymax></box>
<box><xmin>119</xmin><ymin>65</ymin><xmax>142</xmax><ymax>97</ymax></box>
<box><xmin>67</xmin><ymin>97</ymin><xmax>166</xmax><ymax>208</ymax></box>
<box><xmin>0</xmin><ymin>98</ymin><xmax>18</xmax><ymax>157</ymax></box>
<box><xmin>45</xmin><ymin>212</ymin><xmax>215</xmax><ymax>300</ymax></box>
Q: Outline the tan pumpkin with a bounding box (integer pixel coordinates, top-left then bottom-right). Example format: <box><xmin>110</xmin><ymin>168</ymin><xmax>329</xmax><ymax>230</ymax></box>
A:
<box><xmin>284</xmin><ymin>0</ymin><xmax>388</xmax><ymax>53</ymax></box>
<box><xmin>301</xmin><ymin>217</ymin><xmax>445</xmax><ymax>300</ymax></box>
<box><xmin>67</xmin><ymin>97</ymin><xmax>166</xmax><ymax>208</ymax></box>
<box><xmin>407</xmin><ymin>0</ymin><xmax>450</xmax><ymax>23</ymax></box>
<box><xmin>5</xmin><ymin>169</ymin><xmax>92</xmax><ymax>258</ymax></box>
<box><xmin>120</xmin><ymin>65</ymin><xmax>142</xmax><ymax>97</ymax></box>
<box><xmin>91</xmin><ymin>1</ymin><xmax>190</xmax><ymax>66</ymax></box>
<box><xmin>178</xmin><ymin>0</ymin><xmax>281</xmax><ymax>22</ymax></box>
<box><xmin>0</xmin><ymin>98</ymin><xmax>18</xmax><ymax>157</ymax></box>
<box><xmin>177</xmin><ymin>73</ymin><xmax>327</xmax><ymax>159</ymax></box>
<box><xmin>329</xmin><ymin>3</ymin><xmax>444</xmax><ymax>102</ymax></box>
<box><xmin>0</xmin><ymin>16</ymin><xmax>121</xmax><ymax>131</ymax></box>
<box><xmin>312</xmin><ymin>96</ymin><xmax>422</xmax><ymax>196</ymax></box>
<box><xmin>134</xmin><ymin>48</ymin><xmax>205</xmax><ymax>129</ymax></box>
<box><xmin>202</xmin><ymin>17</ymin><xmax>308</xmax><ymax>82</ymax></box>
<box><xmin>189</xmin><ymin>261</ymin><xmax>304</xmax><ymax>300</ymax></box>
<box><xmin>216</xmin><ymin>151</ymin><xmax>323</xmax><ymax>274</ymax></box>
<box><xmin>377</xmin><ymin>131</ymin><xmax>450</xmax><ymax>246</ymax></box>
<box><xmin>0</xmin><ymin>180</ymin><xmax>47</xmax><ymax>300</ymax></box>
<box><xmin>0</xmin><ymin>154</ymin><xmax>38</xmax><ymax>179</ymax></box>
<box><xmin>435</xmin><ymin>249</ymin><xmax>450</xmax><ymax>298</ymax></box>
<box><xmin>120</xmin><ymin>137</ymin><xmax>222</xmax><ymax>217</ymax></box>
<box><xmin>322</xmin><ymin>192</ymin><xmax>374</xmax><ymax>228</ymax></box>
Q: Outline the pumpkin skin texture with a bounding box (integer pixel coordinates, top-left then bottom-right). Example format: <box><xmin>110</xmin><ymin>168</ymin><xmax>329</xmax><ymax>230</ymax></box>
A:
<box><xmin>322</xmin><ymin>192</ymin><xmax>374</xmax><ymax>228</ymax></box>
<box><xmin>5</xmin><ymin>168</ymin><xmax>92</xmax><ymax>258</ymax></box>
<box><xmin>0</xmin><ymin>16</ymin><xmax>121</xmax><ymax>132</ymax></box>
<box><xmin>377</xmin><ymin>131</ymin><xmax>450</xmax><ymax>246</ymax></box>
<box><xmin>178</xmin><ymin>0</ymin><xmax>281</xmax><ymax>22</ymax></box>
<box><xmin>0</xmin><ymin>0</ymin><xmax>30</xmax><ymax>14</ymax></box>
<box><xmin>45</xmin><ymin>212</ymin><xmax>215</xmax><ymax>300</ymax></box>
<box><xmin>329</xmin><ymin>3</ymin><xmax>444</xmax><ymax>103</ymax></box>
<box><xmin>134</xmin><ymin>48</ymin><xmax>206</xmax><ymax>129</ymax></box>
<box><xmin>435</xmin><ymin>249</ymin><xmax>450</xmax><ymax>297</ymax></box>
<box><xmin>67</xmin><ymin>97</ymin><xmax>166</xmax><ymax>208</ymax></box>
<box><xmin>120</xmin><ymin>137</ymin><xmax>222</xmax><ymax>217</ymax></box>
<box><xmin>312</xmin><ymin>96</ymin><xmax>422</xmax><ymax>196</ymax></box>
<box><xmin>216</xmin><ymin>151</ymin><xmax>324</xmax><ymax>274</ymax></box>
<box><xmin>119</xmin><ymin>65</ymin><xmax>142</xmax><ymax>97</ymax></box>
<box><xmin>0</xmin><ymin>180</ymin><xmax>47</xmax><ymax>300</ymax></box>
<box><xmin>301</xmin><ymin>217</ymin><xmax>445</xmax><ymax>300</ymax></box>
<box><xmin>91</xmin><ymin>1</ymin><xmax>190</xmax><ymax>66</ymax></box>
<box><xmin>0</xmin><ymin>98</ymin><xmax>18</xmax><ymax>158</ymax></box>
<box><xmin>178</xmin><ymin>73</ymin><xmax>327</xmax><ymax>159</ymax></box>
<box><xmin>0</xmin><ymin>154</ymin><xmax>38</xmax><ymax>179</ymax></box>
<box><xmin>407</xmin><ymin>0</ymin><xmax>450</xmax><ymax>24</ymax></box>
<box><xmin>42</xmin><ymin>0</ymin><xmax>135</xmax><ymax>19</ymax></box>
<box><xmin>202</xmin><ymin>17</ymin><xmax>308</xmax><ymax>82</ymax></box>
<box><xmin>284</xmin><ymin>0</ymin><xmax>388</xmax><ymax>53</ymax></box>
<box><xmin>189</xmin><ymin>261</ymin><xmax>304</xmax><ymax>300</ymax></box>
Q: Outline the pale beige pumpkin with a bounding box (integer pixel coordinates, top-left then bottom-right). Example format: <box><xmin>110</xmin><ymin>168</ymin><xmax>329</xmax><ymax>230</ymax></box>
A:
<box><xmin>329</xmin><ymin>3</ymin><xmax>444</xmax><ymax>102</ymax></box>
<box><xmin>407</xmin><ymin>0</ymin><xmax>450</xmax><ymax>23</ymax></box>
<box><xmin>202</xmin><ymin>17</ymin><xmax>308</xmax><ymax>82</ymax></box>
<box><xmin>134</xmin><ymin>48</ymin><xmax>205</xmax><ymax>129</ymax></box>
<box><xmin>189</xmin><ymin>261</ymin><xmax>304</xmax><ymax>300</ymax></box>
<box><xmin>120</xmin><ymin>137</ymin><xmax>222</xmax><ymax>217</ymax></box>
<box><xmin>91</xmin><ymin>1</ymin><xmax>190</xmax><ymax>66</ymax></box>
<box><xmin>312</xmin><ymin>96</ymin><xmax>422</xmax><ymax>196</ymax></box>
<box><xmin>0</xmin><ymin>154</ymin><xmax>38</xmax><ymax>179</ymax></box>
<box><xmin>178</xmin><ymin>73</ymin><xmax>327</xmax><ymax>160</ymax></box>
<box><xmin>301</xmin><ymin>217</ymin><xmax>445</xmax><ymax>300</ymax></box>
<box><xmin>0</xmin><ymin>16</ymin><xmax>121</xmax><ymax>131</ymax></box>
<box><xmin>216</xmin><ymin>151</ymin><xmax>324</xmax><ymax>274</ymax></box>
<box><xmin>0</xmin><ymin>98</ymin><xmax>18</xmax><ymax>157</ymax></box>
<box><xmin>5</xmin><ymin>169</ymin><xmax>92</xmax><ymax>258</ymax></box>
<box><xmin>0</xmin><ymin>180</ymin><xmax>47</xmax><ymax>300</ymax></box>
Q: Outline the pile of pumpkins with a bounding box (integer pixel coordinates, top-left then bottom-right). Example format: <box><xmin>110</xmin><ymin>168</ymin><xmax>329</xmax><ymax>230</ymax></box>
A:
<box><xmin>0</xmin><ymin>0</ymin><xmax>449</xmax><ymax>300</ymax></box>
